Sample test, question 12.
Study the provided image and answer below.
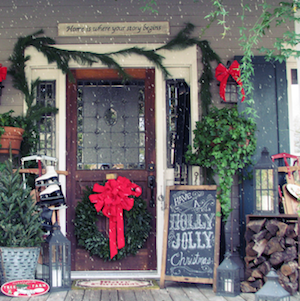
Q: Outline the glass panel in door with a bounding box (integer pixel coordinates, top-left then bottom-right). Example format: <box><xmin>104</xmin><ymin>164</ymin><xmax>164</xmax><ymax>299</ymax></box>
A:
<box><xmin>77</xmin><ymin>80</ymin><xmax>145</xmax><ymax>171</ymax></box>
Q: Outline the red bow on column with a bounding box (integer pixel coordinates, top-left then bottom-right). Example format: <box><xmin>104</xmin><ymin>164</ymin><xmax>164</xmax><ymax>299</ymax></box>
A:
<box><xmin>0</xmin><ymin>64</ymin><xmax>7</xmax><ymax>82</ymax></box>
<box><xmin>89</xmin><ymin>176</ymin><xmax>142</xmax><ymax>259</ymax></box>
<box><xmin>215</xmin><ymin>60</ymin><xmax>245</xmax><ymax>102</ymax></box>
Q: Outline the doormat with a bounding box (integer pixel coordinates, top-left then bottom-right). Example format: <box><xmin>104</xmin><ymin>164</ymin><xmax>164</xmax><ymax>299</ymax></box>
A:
<box><xmin>72</xmin><ymin>279</ymin><xmax>160</xmax><ymax>290</ymax></box>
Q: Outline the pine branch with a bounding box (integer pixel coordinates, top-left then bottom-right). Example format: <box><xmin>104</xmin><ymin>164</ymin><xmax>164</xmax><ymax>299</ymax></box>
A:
<box><xmin>8</xmin><ymin>30</ymin><xmax>55</xmax><ymax>99</ymax></box>
<box><xmin>198</xmin><ymin>40</ymin><xmax>221</xmax><ymax>115</ymax></box>
<box><xmin>110</xmin><ymin>46</ymin><xmax>169</xmax><ymax>78</ymax></box>
<box><xmin>37</xmin><ymin>46</ymin><xmax>130</xmax><ymax>80</ymax></box>
<box><xmin>158</xmin><ymin>22</ymin><xmax>199</xmax><ymax>51</ymax></box>
<box><xmin>26</xmin><ymin>104</ymin><xmax>58</xmax><ymax>121</ymax></box>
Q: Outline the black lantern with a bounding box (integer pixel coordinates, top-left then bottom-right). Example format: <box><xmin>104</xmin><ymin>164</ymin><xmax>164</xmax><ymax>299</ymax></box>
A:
<box><xmin>253</xmin><ymin>147</ymin><xmax>279</xmax><ymax>215</ymax></box>
<box><xmin>223</xmin><ymin>74</ymin><xmax>238</xmax><ymax>103</ymax></box>
<box><xmin>40</xmin><ymin>222</ymin><xmax>71</xmax><ymax>291</ymax></box>
<box><xmin>216</xmin><ymin>251</ymin><xmax>240</xmax><ymax>297</ymax></box>
<box><xmin>255</xmin><ymin>269</ymin><xmax>290</xmax><ymax>301</ymax></box>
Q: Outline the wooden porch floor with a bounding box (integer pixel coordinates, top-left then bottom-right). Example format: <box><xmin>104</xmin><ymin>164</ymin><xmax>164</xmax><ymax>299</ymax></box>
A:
<box><xmin>0</xmin><ymin>282</ymin><xmax>300</xmax><ymax>301</ymax></box>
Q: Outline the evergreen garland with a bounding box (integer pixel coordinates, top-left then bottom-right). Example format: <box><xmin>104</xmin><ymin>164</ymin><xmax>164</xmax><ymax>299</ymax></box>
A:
<box><xmin>158</xmin><ymin>22</ymin><xmax>199</xmax><ymax>51</ymax></box>
<box><xmin>198</xmin><ymin>40</ymin><xmax>221</xmax><ymax>116</ymax></box>
<box><xmin>74</xmin><ymin>187</ymin><xmax>152</xmax><ymax>261</ymax></box>
<box><xmin>0</xmin><ymin>158</ymin><xmax>43</xmax><ymax>247</ymax></box>
<box><xmin>7</xmin><ymin>32</ymin><xmax>58</xmax><ymax>157</ymax></box>
<box><xmin>7</xmin><ymin>23</ymin><xmax>220</xmax><ymax>117</ymax></box>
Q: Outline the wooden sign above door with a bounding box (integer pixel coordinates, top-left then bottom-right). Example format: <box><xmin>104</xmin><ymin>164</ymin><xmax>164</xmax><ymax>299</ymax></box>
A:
<box><xmin>58</xmin><ymin>21</ymin><xmax>169</xmax><ymax>36</ymax></box>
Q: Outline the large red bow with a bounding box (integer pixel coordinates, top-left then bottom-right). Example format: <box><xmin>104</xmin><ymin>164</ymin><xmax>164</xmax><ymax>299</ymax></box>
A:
<box><xmin>215</xmin><ymin>60</ymin><xmax>245</xmax><ymax>102</ymax></box>
<box><xmin>89</xmin><ymin>176</ymin><xmax>142</xmax><ymax>259</ymax></box>
<box><xmin>0</xmin><ymin>64</ymin><xmax>7</xmax><ymax>82</ymax></box>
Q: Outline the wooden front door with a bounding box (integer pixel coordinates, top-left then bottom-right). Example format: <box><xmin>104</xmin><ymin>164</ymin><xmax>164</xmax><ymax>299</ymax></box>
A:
<box><xmin>66</xmin><ymin>68</ymin><xmax>157</xmax><ymax>271</ymax></box>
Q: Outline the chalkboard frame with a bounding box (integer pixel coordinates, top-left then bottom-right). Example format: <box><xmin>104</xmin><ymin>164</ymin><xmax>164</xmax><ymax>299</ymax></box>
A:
<box><xmin>160</xmin><ymin>185</ymin><xmax>221</xmax><ymax>290</ymax></box>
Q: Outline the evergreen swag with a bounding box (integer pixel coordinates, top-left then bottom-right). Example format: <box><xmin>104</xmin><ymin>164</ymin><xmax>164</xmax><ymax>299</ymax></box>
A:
<box><xmin>9</xmin><ymin>23</ymin><xmax>219</xmax><ymax>122</ymax></box>
<box><xmin>0</xmin><ymin>158</ymin><xmax>43</xmax><ymax>247</ymax></box>
<box><xmin>74</xmin><ymin>186</ymin><xmax>152</xmax><ymax>261</ymax></box>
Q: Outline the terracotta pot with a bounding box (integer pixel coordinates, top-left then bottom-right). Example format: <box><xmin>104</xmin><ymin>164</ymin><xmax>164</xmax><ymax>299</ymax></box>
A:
<box><xmin>0</xmin><ymin>126</ymin><xmax>25</xmax><ymax>155</ymax></box>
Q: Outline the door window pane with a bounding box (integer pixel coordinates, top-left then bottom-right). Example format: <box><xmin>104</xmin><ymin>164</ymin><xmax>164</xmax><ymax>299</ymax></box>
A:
<box><xmin>77</xmin><ymin>80</ymin><xmax>145</xmax><ymax>170</ymax></box>
<box><xmin>36</xmin><ymin>81</ymin><xmax>56</xmax><ymax>157</ymax></box>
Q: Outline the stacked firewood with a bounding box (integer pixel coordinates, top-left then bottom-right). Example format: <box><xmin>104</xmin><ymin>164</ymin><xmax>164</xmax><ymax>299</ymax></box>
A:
<box><xmin>241</xmin><ymin>217</ymin><xmax>299</xmax><ymax>295</ymax></box>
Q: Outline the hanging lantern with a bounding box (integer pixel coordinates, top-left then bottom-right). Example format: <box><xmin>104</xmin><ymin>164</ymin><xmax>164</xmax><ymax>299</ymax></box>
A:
<box><xmin>253</xmin><ymin>147</ymin><xmax>279</xmax><ymax>215</ymax></box>
<box><xmin>222</xmin><ymin>74</ymin><xmax>239</xmax><ymax>103</ymax></box>
<box><xmin>215</xmin><ymin>60</ymin><xmax>245</xmax><ymax>103</ymax></box>
<box><xmin>255</xmin><ymin>269</ymin><xmax>290</xmax><ymax>301</ymax></box>
<box><xmin>40</xmin><ymin>222</ymin><xmax>71</xmax><ymax>291</ymax></box>
<box><xmin>216</xmin><ymin>251</ymin><xmax>240</xmax><ymax>297</ymax></box>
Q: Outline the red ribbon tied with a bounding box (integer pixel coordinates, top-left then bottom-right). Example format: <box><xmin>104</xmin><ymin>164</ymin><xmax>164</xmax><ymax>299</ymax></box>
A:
<box><xmin>0</xmin><ymin>64</ymin><xmax>7</xmax><ymax>82</ymax></box>
<box><xmin>89</xmin><ymin>176</ymin><xmax>142</xmax><ymax>259</ymax></box>
<box><xmin>215</xmin><ymin>60</ymin><xmax>245</xmax><ymax>102</ymax></box>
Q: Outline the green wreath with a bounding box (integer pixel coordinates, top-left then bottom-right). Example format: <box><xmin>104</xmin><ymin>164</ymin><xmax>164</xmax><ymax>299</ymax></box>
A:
<box><xmin>74</xmin><ymin>186</ymin><xmax>152</xmax><ymax>261</ymax></box>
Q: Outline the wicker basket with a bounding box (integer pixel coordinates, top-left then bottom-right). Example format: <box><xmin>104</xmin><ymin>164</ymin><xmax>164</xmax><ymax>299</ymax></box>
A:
<box><xmin>0</xmin><ymin>247</ymin><xmax>40</xmax><ymax>284</ymax></box>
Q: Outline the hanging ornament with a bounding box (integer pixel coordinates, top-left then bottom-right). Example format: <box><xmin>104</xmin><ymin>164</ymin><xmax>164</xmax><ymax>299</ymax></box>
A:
<box><xmin>215</xmin><ymin>60</ymin><xmax>245</xmax><ymax>102</ymax></box>
<box><xmin>89</xmin><ymin>176</ymin><xmax>142</xmax><ymax>259</ymax></box>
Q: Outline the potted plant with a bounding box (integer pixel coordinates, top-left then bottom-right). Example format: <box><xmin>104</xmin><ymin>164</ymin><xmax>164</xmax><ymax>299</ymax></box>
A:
<box><xmin>0</xmin><ymin>156</ymin><xmax>43</xmax><ymax>284</ymax></box>
<box><xmin>0</xmin><ymin>110</ymin><xmax>25</xmax><ymax>155</ymax></box>
<box><xmin>0</xmin><ymin>86</ymin><xmax>58</xmax><ymax>158</ymax></box>
<box><xmin>0</xmin><ymin>30</ymin><xmax>59</xmax><ymax>158</ymax></box>
<box><xmin>185</xmin><ymin>106</ymin><xmax>257</xmax><ymax>220</ymax></box>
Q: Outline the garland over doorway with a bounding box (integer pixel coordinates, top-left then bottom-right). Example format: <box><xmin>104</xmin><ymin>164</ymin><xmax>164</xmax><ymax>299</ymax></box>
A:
<box><xmin>8</xmin><ymin>23</ymin><xmax>220</xmax><ymax>115</ymax></box>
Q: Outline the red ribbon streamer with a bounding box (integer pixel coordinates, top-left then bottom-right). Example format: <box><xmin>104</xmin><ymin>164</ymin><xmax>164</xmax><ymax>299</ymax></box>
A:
<box><xmin>215</xmin><ymin>60</ymin><xmax>245</xmax><ymax>102</ymax></box>
<box><xmin>0</xmin><ymin>64</ymin><xmax>7</xmax><ymax>82</ymax></box>
<box><xmin>89</xmin><ymin>176</ymin><xmax>142</xmax><ymax>259</ymax></box>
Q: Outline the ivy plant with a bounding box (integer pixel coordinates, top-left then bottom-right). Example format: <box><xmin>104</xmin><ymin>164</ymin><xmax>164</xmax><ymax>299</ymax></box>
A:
<box><xmin>185</xmin><ymin>106</ymin><xmax>256</xmax><ymax>220</ymax></box>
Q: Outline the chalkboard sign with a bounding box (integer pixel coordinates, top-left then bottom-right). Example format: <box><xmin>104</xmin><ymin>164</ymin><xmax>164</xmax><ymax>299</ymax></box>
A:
<box><xmin>160</xmin><ymin>185</ymin><xmax>220</xmax><ymax>290</ymax></box>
